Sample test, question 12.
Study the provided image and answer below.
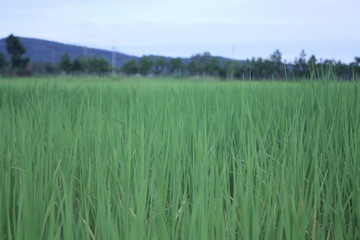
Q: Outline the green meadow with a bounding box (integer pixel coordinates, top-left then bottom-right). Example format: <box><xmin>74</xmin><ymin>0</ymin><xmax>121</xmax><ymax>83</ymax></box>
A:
<box><xmin>0</xmin><ymin>77</ymin><xmax>359</xmax><ymax>239</ymax></box>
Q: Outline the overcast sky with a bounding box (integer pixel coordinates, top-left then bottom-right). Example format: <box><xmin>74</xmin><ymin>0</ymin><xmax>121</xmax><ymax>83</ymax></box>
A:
<box><xmin>1</xmin><ymin>0</ymin><xmax>359</xmax><ymax>63</ymax></box>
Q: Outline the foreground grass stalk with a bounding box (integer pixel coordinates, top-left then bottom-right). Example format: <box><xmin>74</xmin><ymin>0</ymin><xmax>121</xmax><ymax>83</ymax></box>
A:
<box><xmin>0</xmin><ymin>77</ymin><xmax>359</xmax><ymax>239</ymax></box>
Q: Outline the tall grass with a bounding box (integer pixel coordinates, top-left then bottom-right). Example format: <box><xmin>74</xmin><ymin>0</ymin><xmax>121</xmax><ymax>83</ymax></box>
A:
<box><xmin>0</xmin><ymin>77</ymin><xmax>359</xmax><ymax>239</ymax></box>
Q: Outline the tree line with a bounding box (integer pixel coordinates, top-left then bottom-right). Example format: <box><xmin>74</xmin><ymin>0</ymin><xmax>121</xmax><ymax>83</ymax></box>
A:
<box><xmin>57</xmin><ymin>53</ymin><xmax>111</xmax><ymax>76</ymax></box>
<box><xmin>1</xmin><ymin>34</ymin><xmax>359</xmax><ymax>79</ymax></box>
<box><xmin>120</xmin><ymin>50</ymin><xmax>360</xmax><ymax>80</ymax></box>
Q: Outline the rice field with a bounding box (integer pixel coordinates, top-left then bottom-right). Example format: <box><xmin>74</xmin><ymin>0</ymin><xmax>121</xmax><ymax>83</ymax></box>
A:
<box><xmin>0</xmin><ymin>77</ymin><xmax>359</xmax><ymax>239</ymax></box>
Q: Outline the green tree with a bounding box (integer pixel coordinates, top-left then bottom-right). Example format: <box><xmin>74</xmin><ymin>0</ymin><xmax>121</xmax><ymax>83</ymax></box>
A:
<box><xmin>87</xmin><ymin>57</ymin><xmax>111</xmax><ymax>76</ymax></box>
<box><xmin>59</xmin><ymin>53</ymin><xmax>72</xmax><ymax>74</ymax></box>
<box><xmin>121</xmin><ymin>60</ymin><xmax>138</xmax><ymax>75</ymax></box>
<box><xmin>168</xmin><ymin>58</ymin><xmax>183</xmax><ymax>76</ymax></box>
<box><xmin>206</xmin><ymin>57</ymin><xmax>221</xmax><ymax>76</ymax></box>
<box><xmin>308</xmin><ymin>55</ymin><xmax>317</xmax><ymax>66</ymax></box>
<box><xmin>294</xmin><ymin>50</ymin><xmax>308</xmax><ymax>78</ymax></box>
<box><xmin>187</xmin><ymin>60</ymin><xmax>198</xmax><ymax>76</ymax></box>
<box><xmin>253</xmin><ymin>57</ymin><xmax>269</xmax><ymax>79</ymax></box>
<box><xmin>224</xmin><ymin>60</ymin><xmax>236</xmax><ymax>79</ymax></box>
<box><xmin>353</xmin><ymin>57</ymin><xmax>360</xmax><ymax>70</ymax></box>
<box><xmin>350</xmin><ymin>57</ymin><xmax>360</xmax><ymax>79</ymax></box>
<box><xmin>0</xmin><ymin>52</ymin><xmax>8</xmax><ymax>71</ymax></box>
<box><xmin>153</xmin><ymin>57</ymin><xmax>166</xmax><ymax>75</ymax></box>
<box><xmin>269</xmin><ymin>49</ymin><xmax>283</xmax><ymax>78</ymax></box>
<box><xmin>307</xmin><ymin>55</ymin><xmax>318</xmax><ymax>78</ymax></box>
<box><xmin>355</xmin><ymin>57</ymin><xmax>360</xmax><ymax>64</ymax></box>
<box><xmin>5</xmin><ymin>34</ymin><xmax>29</xmax><ymax>71</ymax></box>
<box><xmin>187</xmin><ymin>52</ymin><xmax>223</xmax><ymax>77</ymax></box>
<box><xmin>71</xmin><ymin>56</ymin><xmax>86</xmax><ymax>73</ymax></box>
<box><xmin>187</xmin><ymin>52</ymin><xmax>215</xmax><ymax>76</ymax></box>
<box><xmin>334</xmin><ymin>60</ymin><xmax>350</xmax><ymax>79</ymax></box>
<box><xmin>139</xmin><ymin>56</ymin><xmax>153</xmax><ymax>76</ymax></box>
<box><xmin>270</xmin><ymin>49</ymin><xmax>282</xmax><ymax>62</ymax></box>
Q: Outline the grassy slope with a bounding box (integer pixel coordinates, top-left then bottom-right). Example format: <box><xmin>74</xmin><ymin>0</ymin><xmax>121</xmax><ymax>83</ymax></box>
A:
<box><xmin>0</xmin><ymin>77</ymin><xmax>359</xmax><ymax>239</ymax></box>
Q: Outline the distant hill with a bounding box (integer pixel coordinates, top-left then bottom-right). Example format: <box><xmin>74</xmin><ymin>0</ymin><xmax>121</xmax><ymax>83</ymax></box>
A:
<box><xmin>0</xmin><ymin>36</ymin><xmax>241</xmax><ymax>68</ymax></box>
<box><xmin>0</xmin><ymin>36</ymin><xmax>139</xmax><ymax>67</ymax></box>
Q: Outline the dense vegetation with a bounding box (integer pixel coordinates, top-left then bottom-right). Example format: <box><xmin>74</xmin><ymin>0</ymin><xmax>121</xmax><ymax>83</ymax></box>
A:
<box><xmin>1</xmin><ymin>35</ymin><xmax>360</xmax><ymax>80</ymax></box>
<box><xmin>0</xmin><ymin>77</ymin><xmax>359</xmax><ymax>239</ymax></box>
<box><xmin>56</xmin><ymin>51</ymin><xmax>360</xmax><ymax>80</ymax></box>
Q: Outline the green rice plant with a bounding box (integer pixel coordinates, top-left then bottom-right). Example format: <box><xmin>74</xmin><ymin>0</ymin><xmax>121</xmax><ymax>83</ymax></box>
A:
<box><xmin>0</xmin><ymin>77</ymin><xmax>359</xmax><ymax>239</ymax></box>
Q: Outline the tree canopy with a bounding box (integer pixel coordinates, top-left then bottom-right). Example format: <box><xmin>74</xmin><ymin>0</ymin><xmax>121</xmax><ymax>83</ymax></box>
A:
<box><xmin>0</xmin><ymin>52</ymin><xmax>7</xmax><ymax>70</ymax></box>
<box><xmin>121</xmin><ymin>60</ymin><xmax>138</xmax><ymax>75</ymax></box>
<box><xmin>139</xmin><ymin>56</ymin><xmax>153</xmax><ymax>76</ymax></box>
<box><xmin>5</xmin><ymin>34</ymin><xmax>29</xmax><ymax>72</ymax></box>
<box><xmin>58</xmin><ymin>53</ymin><xmax>111</xmax><ymax>75</ymax></box>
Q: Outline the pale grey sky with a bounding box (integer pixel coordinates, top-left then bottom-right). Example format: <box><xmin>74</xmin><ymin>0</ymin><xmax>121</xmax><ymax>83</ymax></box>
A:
<box><xmin>1</xmin><ymin>0</ymin><xmax>359</xmax><ymax>62</ymax></box>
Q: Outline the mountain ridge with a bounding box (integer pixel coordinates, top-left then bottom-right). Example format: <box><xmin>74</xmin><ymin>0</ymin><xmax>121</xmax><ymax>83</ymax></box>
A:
<box><xmin>0</xmin><ymin>36</ymin><xmax>242</xmax><ymax>68</ymax></box>
<box><xmin>0</xmin><ymin>36</ymin><xmax>140</xmax><ymax>67</ymax></box>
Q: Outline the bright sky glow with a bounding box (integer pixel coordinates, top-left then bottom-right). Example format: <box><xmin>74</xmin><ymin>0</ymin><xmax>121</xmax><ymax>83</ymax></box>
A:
<box><xmin>1</xmin><ymin>0</ymin><xmax>359</xmax><ymax>62</ymax></box>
